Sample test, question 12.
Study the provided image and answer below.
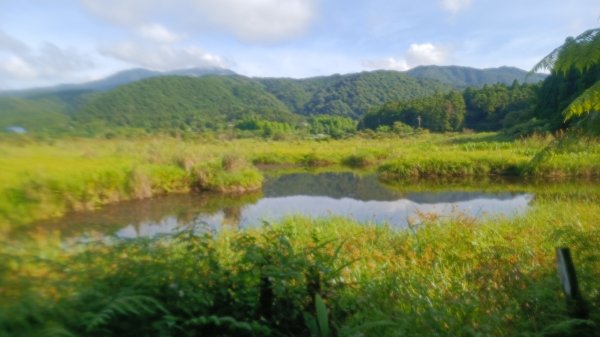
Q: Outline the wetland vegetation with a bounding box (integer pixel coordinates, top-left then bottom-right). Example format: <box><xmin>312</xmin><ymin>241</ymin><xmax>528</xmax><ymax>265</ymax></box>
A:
<box><xmin>2</xmin><ymin>132</ymin><xmax>599</xmax><ymax>233</ymax></box>
<box><xmin>1</xmin><ymin>132</ymin><xmax>599</xmax><ymax>337</ymax></box>
<box><xmin>1</xmin><ymin>26</ymin><xmax>600</xmax><ymax>337</ymax></box>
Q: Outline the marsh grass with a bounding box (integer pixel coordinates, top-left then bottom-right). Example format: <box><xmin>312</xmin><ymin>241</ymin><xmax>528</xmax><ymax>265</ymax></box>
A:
<box><xmin>527</xmin><ymin>134</ymin><xmax>600</xmax><ymax>178</ymax></box>
<box><xmin>193</xmin><ymin>154</ymin><xmax>263</xmax><ymax>193</ymax></box>
<box><xmin>341</xmin><ymin>150</ymin><xmax>385</xmax><ymax>168</ymax></box>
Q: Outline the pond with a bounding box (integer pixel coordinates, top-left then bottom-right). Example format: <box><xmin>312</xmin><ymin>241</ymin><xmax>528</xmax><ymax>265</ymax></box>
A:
<box><xmin>32</xmin><ymin>172</ymin><xmax>535</xmax><ymax>238</ymax></box>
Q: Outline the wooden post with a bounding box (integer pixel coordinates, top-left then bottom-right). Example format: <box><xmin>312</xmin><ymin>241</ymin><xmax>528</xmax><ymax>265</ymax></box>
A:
<box><xmin>555</xmin><ymin>247</ymin><xmax>589</xmax><ymax>319</ymax></box>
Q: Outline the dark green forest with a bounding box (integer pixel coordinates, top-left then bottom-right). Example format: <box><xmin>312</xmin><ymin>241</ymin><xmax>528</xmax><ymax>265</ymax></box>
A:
<box><xmin>360</xmin><ymin>82</ymin><xmax>539</xmax><ymax>134</ymax></box>
<box><xmin>360</xmin><ymin>91</ymin><xmax>466</xmax><ymax>132</ymax></box>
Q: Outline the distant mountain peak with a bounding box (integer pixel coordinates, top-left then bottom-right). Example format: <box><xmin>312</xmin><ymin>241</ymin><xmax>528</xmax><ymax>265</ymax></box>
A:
<box><xmin>167</xmin><ymin>67</ymin><xmax>237</xmax><ymax>77</ymax></box>
<box><xmin>404</xmin><ymin>65</ymin><xmax>546</xmax><ymax>88</ymax></box>
<box><xmin>0</xmin><ymin>66</ymin><xmax>237</xmax><ymax>98</ymax></box>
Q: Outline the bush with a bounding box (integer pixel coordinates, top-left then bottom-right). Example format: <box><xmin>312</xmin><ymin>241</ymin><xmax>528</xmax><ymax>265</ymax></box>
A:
<box><xmin>342</xmin><ymin>152</ymin><xmax>378</xmax><ymax>168</ymax></box>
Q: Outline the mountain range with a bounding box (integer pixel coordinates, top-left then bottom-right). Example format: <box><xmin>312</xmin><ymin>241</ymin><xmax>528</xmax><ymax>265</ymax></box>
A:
<box><xmin>0</xmin><ymin>65</ymin><xmax>547</xmax><ymax>134</ymax></box>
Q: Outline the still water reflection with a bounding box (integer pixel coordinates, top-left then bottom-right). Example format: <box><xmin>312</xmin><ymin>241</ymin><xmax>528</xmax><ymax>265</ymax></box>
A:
<box><xmin>34</xmin><ymin>172</ymin><xmax>533</xmax><ymax>238</ymax></box>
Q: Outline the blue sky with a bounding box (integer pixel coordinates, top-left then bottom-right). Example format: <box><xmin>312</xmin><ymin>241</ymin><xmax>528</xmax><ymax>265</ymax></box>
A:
<box><xmin>0</xmin><ymin>0</ymin><xmax>599</xmax><ymax>89</ymax></box>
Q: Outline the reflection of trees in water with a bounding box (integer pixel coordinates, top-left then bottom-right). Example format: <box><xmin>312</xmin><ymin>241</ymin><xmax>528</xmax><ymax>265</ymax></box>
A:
<box><xmin>263</xmin><ymin>173</ymin><xmax>526</xmax><ymax>203</ymax></box>
<box><xmin>175</xmin><ymin>207</ymin><xmax>201</xmax><ymax>226</ymax></box>
<box><xmin>31</xmin><ymin>192</ymin><xmax>261</xmax><ymax>237</ymax></box>
<box><xmin>263</xmin><ymin>172</ymin><xmax>401</xmax><ymax>201</ymax></box>
<box><xmin>221</xmin><ymin>207</ymin><xmax>242</xmax><ymax>228</ymax></box>
<box><xmin>383</xmin><ymin>177</ymin><xmax>600</xmax><ymax>205</ymax></box>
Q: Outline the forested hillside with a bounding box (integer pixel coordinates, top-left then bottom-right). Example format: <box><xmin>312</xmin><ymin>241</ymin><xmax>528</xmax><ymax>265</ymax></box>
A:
<box><xmin>258</xmin><ymin>71</ymin><xmax>451</xmax><ymax>118</ymax></box>
<box><xmin>77</xmin><ymin>76</ymin><xmax>301</xmax><ymax>132</ymax></box>
<box><xmin>0</xmin><ymin>96</ymin><xmax>71</xmax><ymax>133</ymax></box>
<box><xmin>69</xmin><ymin>72</ymin><xmax>452</xmax><ymax>133</ymax></box>
<box><xmin>0</xmin><ymin>66</ymin><xmax>551</xmax><ymax>136</ymax></box>
<box><xmin>0</xmin><ymin>88</ymin><xmax>93</xmax><ymax>133</ymax></box>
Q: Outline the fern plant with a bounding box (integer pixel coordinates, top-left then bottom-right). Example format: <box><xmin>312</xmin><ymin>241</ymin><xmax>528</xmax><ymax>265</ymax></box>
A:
<box><xmin>81</xmin><ymin>289</ymin><xmax>167</xmax><ymax>333</ymax></box>
<box><xmin>184</xmin><ymin>315</ymin><xmax>271</xmax><ymax>336</ymax></box>
<box><xmin>531</xmin><ymin>28</ymin><xmax>600</xmax><ymax>122</ymax></box>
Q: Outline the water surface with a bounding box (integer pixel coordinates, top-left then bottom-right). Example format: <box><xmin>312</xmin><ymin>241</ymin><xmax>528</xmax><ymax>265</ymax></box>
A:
<box><xmin>33</xmin><ymin>172</ymin><xmax>534</xmax><ymax>238</ymax></box>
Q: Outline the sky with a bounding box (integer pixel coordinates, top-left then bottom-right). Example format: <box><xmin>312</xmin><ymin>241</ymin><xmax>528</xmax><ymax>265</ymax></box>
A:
<box><xmin>0</xmin><ymin>0</ymin><xmax>599</xmax><ymax>89</ymax></box>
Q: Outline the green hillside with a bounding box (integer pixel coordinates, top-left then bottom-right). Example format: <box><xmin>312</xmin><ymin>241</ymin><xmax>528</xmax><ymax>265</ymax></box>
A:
<box><xmin>77</xmin><ymin>72</ymin><xmax>450</xmax><ymax>132</ymax></box>
<box><xmin>77</xmin><ymin>76</ymin><xmax>301</xmax><ymax>132</ymax></box>
<box><xmin>0</xmin><ymin>96</ymin><xmax>71</xmax><ymax>133</ymax></box>
<box><xmin>257</xmin><ymin>78</ymin><xmax>314</xmax><ymax>113</ymax></box>
<box><xmin>406</xmin><ymin>65</ymin><xmax>546</xmax><ymax>88</ymax></box>
<box><xmin>0</xmin><ymin>86</ymin><xmax>97</xmax><ymax>130</ymax></box>
<box><xmin>0</xmin><ymin>66</ymin><xmax>549</xmax><ymax>135</ymax></box>
<box><xmin>259</xmin><ymin>71</ymin><xmax>451</xmax><ymax>118</ymax></box>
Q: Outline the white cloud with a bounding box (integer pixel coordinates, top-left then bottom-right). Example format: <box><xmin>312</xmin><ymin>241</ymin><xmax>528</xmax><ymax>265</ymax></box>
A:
<box><xmin>79</xmin><ymin>0</ymin><xmax>316</xmax><ymax>43</ymax></box>
<box><xmin>405</xmin><ymin>43</ymin><xmax>447</xmax><ymax>65</ymax></box>
<box><xmin>193</xmin><ymin>0</ymin><xmax>316</xmax><ymax>42</ymax></box>
<box><xmin>440</xmin><ymin>0</ymin><xmax>472</xmax><ymax>14</ymax></box>
<box><xmin>0</xmin><ymin>30</ymin><xmax>94</xmax><ymax>85</ymax></box>
<box><xmin>362</xmin><ymin>57</ymin><xmax>409</xmax><ymax>71</ymax></box>
<box><xmin>0</xmin><ymin>56</ymin><xmax>37</xmax><ymax>79</ymax></box>
<box><xmin>138</xmin><ymin>23</ymin><xmax>181</xmax><ymax>44</ymax></box>
<box><xmin>100</xmin><ymin>42</ymin><xmax>227</xmax><ymax>70</ymax></box>
<box><xmin>35</xmin><ymin>43</ymin><xmax>94</xmax><ymax>76</ymax></box>
<box><xmin>362</xmin><ymin>43</ymin><xmax>449</xmax><ymax>71</ymax></box>
<box><xmin>232</xmin><ymin>49</ymin><xmax>358</xmax><ymax>78</ymax></box>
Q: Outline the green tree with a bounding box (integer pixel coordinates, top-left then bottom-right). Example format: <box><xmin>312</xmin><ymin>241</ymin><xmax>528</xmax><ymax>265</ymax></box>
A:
<box><xmin>360</xmin><ymin>92</ymin><xmax>466</xmax><ymax>132</ymax></box>
<box><xmin>308</xmin><ymin>115</ymin><xmax>356</xmax><ymax>138</ymax></box>
<box><xmin>463</xmin><ymin>83</ymin><xmax>537</xmax><ymax>131</ymax></box>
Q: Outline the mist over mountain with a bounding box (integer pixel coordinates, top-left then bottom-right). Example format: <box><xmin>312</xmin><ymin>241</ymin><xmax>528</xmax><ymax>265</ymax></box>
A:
<box><xmin>0</xmin><ymin>67</ymin><xmax>237</xmax><ymax>98</ymax></box>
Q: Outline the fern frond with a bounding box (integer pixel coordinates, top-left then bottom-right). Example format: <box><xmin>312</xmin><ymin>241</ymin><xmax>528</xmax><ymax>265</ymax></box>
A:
<box><xmin>531</xmin><ymin>43</ymin><xmax>563</xmax><ymax>74</ymax></box>
<box><xmin>184</xmin><ymin>315</ymin><xmax>271</xmax><ymax>335</ymax></box>
<box><xmin>84</xmin><ymin>292</ymin><xmax>166</xmax><ymax>332</ymax></box>
<box><xmin>563</xmin><ymin>81</ymin><xmax>600</xmax><ymax>120</ymax></box>
<box><xmin>531</xmin><ymin>28</ymin><xmax>600</xmax><ymax>75</ymax></box>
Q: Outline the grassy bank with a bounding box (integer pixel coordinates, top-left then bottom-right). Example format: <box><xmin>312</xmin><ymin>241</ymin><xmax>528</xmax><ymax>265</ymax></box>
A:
<box><xmin>1</xmin><ymin>133</ymin><xmax>599</xmax><ymax>232</ymax></box>
<box><xmin>1</xmin><ymin>197</ymin><xmax>599</xmax><ymax>337</ymax></box>
<box><xmin>0</xmin><ymin>139</ymin><xmax>263</xmax><ymax>232</ymax></box>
